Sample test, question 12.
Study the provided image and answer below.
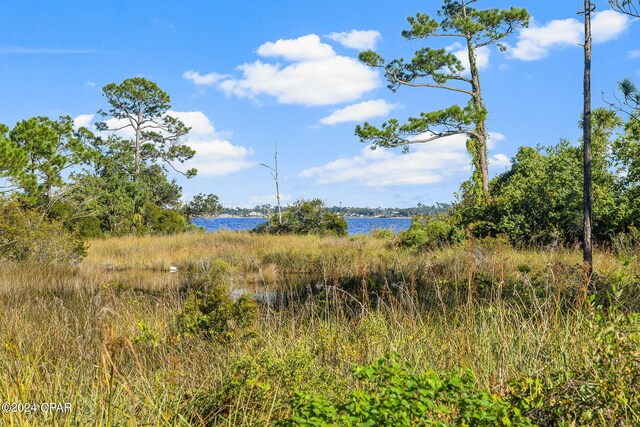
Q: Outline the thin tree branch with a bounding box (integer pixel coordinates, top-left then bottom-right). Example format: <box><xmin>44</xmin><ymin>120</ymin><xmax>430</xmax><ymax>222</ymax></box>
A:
<box><xmin>381</xmin><ymin>129</ymin><xmax>478</xmax><ymax>147</ymax></box>
<box><xmin>385</xmin><ymin>67</ymin><xmax>474</xmax><ymax>95</ymax></box>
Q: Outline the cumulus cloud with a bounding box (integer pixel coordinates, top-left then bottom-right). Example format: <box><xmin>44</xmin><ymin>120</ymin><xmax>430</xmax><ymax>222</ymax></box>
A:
<box><xmin>74</xmin><ymin>111</ymin><xmax>254</xmax><ymax>177</ymax></box>
<box><xmin>486</xmin><ymin>132</ymin><xmax>506</xmax><ymax>149</ymax></box>
<box><xmin>447</xmin><ymin>43</ymin><xmax>491</xmax><ymax>73</ymax></box>
<box><xmin>490</xmin><ymin>153</ymin><xmax>511</xmax><ymax>168</ymax></box>
<box><xmin>510</xmin><ymin>10</ymin><xmax>631</xmax><ymax>61</ymax></box>
<box><xmin>169</xmin><ymin>111</ymin><xmax>216</xmax><ymax>135</ymax></box>
<box><xmin>168</xmin><ymin>111</ymin><xmax>254</xmax><ymax>176</ymax></box>
<box><xmin>591</xmin><ymin>10</ymin><xmax>632</xmax><ymax>43</ymax></box>
<box><xmin>319</xmin><ymin>99</ymin><xmax>398</xmax><ymax>125</ymax></box>
<box><xmin>257</xmin><ymin>34</ymin><xmax>335</xmax><ymax>61</ymax></box>
<box><xmin>183</xmin><ymin>70</ymin><xmax>228</xmax><ymax>86</ymax></box>
<box><xmin>326</xmin><ymin>30</ymin><xmax>381</xmax><ymax>50</ymax></box>
<box><xmin>185</xmin><ymin>139</ymin><xmax>254</xmax><ymax>176</ymax></box>
<box><xmin>185</xmin><ymin>34</ymin><xmax>380</xmax><ymax>106</ymax></box>
<box><xmin>73</xmin><ymin>114</ymin><xmax>94</xmax><ymax>129</ymax></box>
<box><xmin>299</xmin><ymin>133</ymin><xmax>507</xmax><ymax>188</ymax></box>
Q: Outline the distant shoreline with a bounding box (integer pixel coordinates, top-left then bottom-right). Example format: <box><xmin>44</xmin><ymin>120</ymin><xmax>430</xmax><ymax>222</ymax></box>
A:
<box><xmin>191</xmin><ymin>216</ymin><xmax>413</xmax><ymax>235</ymax></box>
<box><xmin>210</xmin><ymin>215</ymin><xmax>412</xmax><ymax>219</ymax></box>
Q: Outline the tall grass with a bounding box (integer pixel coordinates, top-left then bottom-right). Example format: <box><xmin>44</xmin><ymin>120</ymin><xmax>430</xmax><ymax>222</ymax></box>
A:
<box><xmin>0</xmin><ymin>231</ymin><xmax>637</xmax><ymax>425</ymax></box>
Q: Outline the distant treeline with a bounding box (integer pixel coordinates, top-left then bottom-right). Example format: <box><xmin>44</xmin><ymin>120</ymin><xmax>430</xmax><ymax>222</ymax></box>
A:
<box><xmin>218</xmin><ymin>202</ymin><xmax>451</xmax><ymax>218</ymax></box>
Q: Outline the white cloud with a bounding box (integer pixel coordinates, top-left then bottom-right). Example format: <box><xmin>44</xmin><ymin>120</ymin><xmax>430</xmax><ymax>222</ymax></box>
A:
<box><xmin>486</xmin><ymin>132</ymin><xmax>506</xmax><ymax>149</ymax></box>
<box><xmin>510</xmin><ymin>18</ymin><xmax>582</xmax><ymax>60</ymax></box>
<box><xmin>299</xmin><ymin>133</ymin><xmax>508</xmax><ymax>188</ymax></box>
<box><xmin>319</xmin><ymin>99</ymin><xmax>397</xmax><ymax>125</ymax></box>
<box><xmin>326</xmin><ymin>30</ymin><xmax>381</xmax><ymax>50</ymax></box>
<box><xmin>183</xmin><ymin>70</ymin><xmax>228</xmax><ymax>86</ymax></box>
<box><xmin>257</xmin><ymin>34</ymin><xmax>335</xmax><ymax>61</ymax></box>
<box><xmin>447</xmin><ymin>43</ymin><xmax>491</xmax><ymax>74</ymax></box>
<box><xmin>76</xmin><ymin>111</ymin><xmax>254</xmax><ymax>177</ymax></box>
<box><xmin>510</xmin><ymin>11</ymin><xmax>631</xmax><ymax>61</ymax></box>
<box><xmin>169</xmin><ymin>111</ymin><xmax>216</xmax><ymax>135</ymax></box>
<box><xmin>187</xmin><ymin>33</ymin><xmax>381</xmax><ymax>106</ymax></box>
<box><xmin>592</xmin><ymin>10</ymin><xmax>631</xmax><ymax>43</ymax></box>
<box><xmin>169</xmin><ymin>111</ymin><xmax>254</xmax><ymax>176</ymax></box>
<box><xmin>629</xmin><ymin>49</ymin><xmax>640</xmax><ymax>59</ymax></box>
<box><xmin>185</xmin><ymin>139</ymin><xmax>254</xmax><ymax>176</ymax></box>
<box><xmin>490</xmin><ymin>153</ymin><xmax>511</xmax><ymax>168</ymax></box>
<box><xmin>219</xmin><ymin>56</ymin><xmax>379</xmax><ymax>106</ymax></box>
<box><xmin>73</xmin><ymin>114</ymin><xmax>94</xmax><ymax>129</ymax></box>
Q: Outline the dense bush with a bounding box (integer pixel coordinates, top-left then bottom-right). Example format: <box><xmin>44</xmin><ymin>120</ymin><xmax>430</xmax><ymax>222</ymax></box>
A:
<box><xmin>456</xmin><ymin>141</ymin><xmax>610</xmax><ymax>245</ymax></box>
<box><xmin>182</xmin><ymin>192</ymin><xmax>221</xmax><ymax>220</ymax></box>
<box><xmin>0</xmin><ymin>200</ymin><xmax>86</xmax><ymax>264</ymax></box>
<box><xmin>254</xmin><ymin>199</ymin><xmax>348</xmax><ymax>236</ymax></box>
<box><xmin>142</xmin><ymin>203</ymin><xmax>187</xmax><ymax>235</ymax></box>
<box><xmin>451</xmin><ymin>108</ymin><xmax>637</xmax><ymax>247</ymax></box>
<box><xmin>176</xmin><ymin>266</ymin><xmax>258</xmax><ymax>342</ymax></box>
<box><xmin>397</xmin><ymin>215</ymin><xmax>464</xmax><ymax>249</ymax></box>
<box><xmin>176</xmin><ymin>286</ymin><xmax>257</xmax><ymax>342</ymax></box>
<box><xmin>279</xmin><ymin>354</ymin><xmax>532</xmax><ymax>426</ymax></box>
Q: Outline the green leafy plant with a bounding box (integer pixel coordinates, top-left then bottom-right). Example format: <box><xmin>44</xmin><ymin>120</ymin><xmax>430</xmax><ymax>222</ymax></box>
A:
<box><xmin>131</xmin><ymin>321</ymin><xmax>160</xmax><ymax>347</ymax></box>
<box><xmin>142</xmin><ymin>202</ymin><xmax>187</xmax><ymax>235</ymax></box>
<box><xmin>279</xmin><ymin>353</ymin><xmax>532</xmax><ymax>426</ymax></box>
<box><xmin>398</xmin><ymin>215</ymin><xmax>464</xmax><ymax>249</ymax></box>
<box><xmin>176</xmin><ymin>283</ymin><xmax>258</xmax><ymax>342</ymax></box>
<box><xmin>0</xmin><ymin>199</ymin><xmax>86</xmax><ymax>264</ymax></box>
<box><xmin>255</xmin><ymin>199</ymin><xmax>348</xmax><ymax>236</ymax></box>
<box><xmin>369</xmin><ymin>227</ymin><xmax>395</xmax><ymax>239</ymax></box>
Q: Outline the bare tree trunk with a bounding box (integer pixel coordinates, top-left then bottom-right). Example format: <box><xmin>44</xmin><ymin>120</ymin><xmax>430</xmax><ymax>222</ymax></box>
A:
<box><xmin>261</xmin><ymin>141</ymin><xmax>282</xmax><ymax>226</ymax></box>
<box><xmin>581</xmin><ymin>0</ymin><xmax>594</xmax><ymax>304</ymax></box>
<box><xmin>274</xmin><ymin>142</ymin><xmax>282</xmax><ymax>225</ymax></box>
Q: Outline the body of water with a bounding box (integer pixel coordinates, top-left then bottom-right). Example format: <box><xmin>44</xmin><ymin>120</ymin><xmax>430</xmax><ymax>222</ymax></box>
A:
<box><xmin>192</xmin><ymin>217</ymin><xmax>412</xmax><ymax>236</ymax></box>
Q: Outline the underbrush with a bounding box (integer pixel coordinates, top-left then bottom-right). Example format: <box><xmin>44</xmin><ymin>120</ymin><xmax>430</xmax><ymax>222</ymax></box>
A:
<box><xmin>0</xmin><ymin>231</ymin><xmax>638</xmax><ymax>425</ymax></box>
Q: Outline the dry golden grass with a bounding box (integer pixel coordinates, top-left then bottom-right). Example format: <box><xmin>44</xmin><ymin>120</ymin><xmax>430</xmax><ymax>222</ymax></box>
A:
<box><xmin>0</xmin><ymin>231</ymin><xmax>636</xmax><ymax>425</ymax></box>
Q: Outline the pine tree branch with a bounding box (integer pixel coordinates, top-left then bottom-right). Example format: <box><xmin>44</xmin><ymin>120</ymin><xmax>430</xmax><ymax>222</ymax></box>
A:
<box><xmin>385</xmin><ymin>66</ymin><xmax>474</xmax><ymax>95</ymax></box>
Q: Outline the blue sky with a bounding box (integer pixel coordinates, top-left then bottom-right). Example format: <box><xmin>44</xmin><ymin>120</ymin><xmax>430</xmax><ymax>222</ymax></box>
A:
<box><xmin>1</xmin><ymin>1</ymin><xmax>638</xmax><ymax>207</ymax></box>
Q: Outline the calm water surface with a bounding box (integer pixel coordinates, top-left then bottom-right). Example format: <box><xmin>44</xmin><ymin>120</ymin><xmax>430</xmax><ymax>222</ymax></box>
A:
<box><xmin>192</xmin><ymin>217</ymin><xmax>412</xmax><ymax>236</ymax></box>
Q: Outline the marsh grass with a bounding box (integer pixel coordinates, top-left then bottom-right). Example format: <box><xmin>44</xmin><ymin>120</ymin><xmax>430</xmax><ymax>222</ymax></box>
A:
<box><xmin>0</xmin><ymin>231</ymin><xmax>638</xmax><ymax>425</ymax></box>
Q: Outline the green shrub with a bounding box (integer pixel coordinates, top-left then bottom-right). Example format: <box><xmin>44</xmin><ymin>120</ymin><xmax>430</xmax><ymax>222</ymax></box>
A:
<box><xmin>131</xmin><ymin>321</ymin><xmax>160</xmax><ymax>348</ymax></box>
<box><xmin>143</xmin><ymin>203</ymin><xmax>187</xmax><ymax>235</ymax></box>
<box><xmin>454</xmin><ymin>131</ymin><xmax>625</xmax><ymax>246</ymax></box>
<box><xmin>369</xmin><ymin>227</ymin><xmax>395</xmax><ymax>239</ymax></box>
<box><xmin>279</xmin><ymin>354</ymin><xmax>532</xmax><ymax>426</ymax></box>
<box><xmin>0</xmin><ymin>199</ymin><xmax>86</xmax><ymax>264</ymax></box>
<box><xmin>67</xmin><ymin>216</ymin><xmax>104</xmax><ymax>238</ymax></box>
<box><xmin>45</xmin><ymin>200</ymin><xmax>104</xmax><ymax>237</ymax></box>
<box><xmin>176</xmin><ymin>283</ymin><xmax>258</xmax><ymax>342</ymax></box>
<box><xmin>398</xmin><ymin>215</ymin><xmax>463</xmax><ymax>249</ymax></box>
<box><xmin>254</xmin><ymin>199</ymin><xmax>348</xmax><ymax>236</ymax></box>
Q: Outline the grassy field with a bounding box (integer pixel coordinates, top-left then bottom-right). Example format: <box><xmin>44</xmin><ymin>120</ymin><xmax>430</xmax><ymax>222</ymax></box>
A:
<box><xmin>1</xmin><ymin>231</ymin><xmax>638</xmax><ymax>425</ymax></box>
